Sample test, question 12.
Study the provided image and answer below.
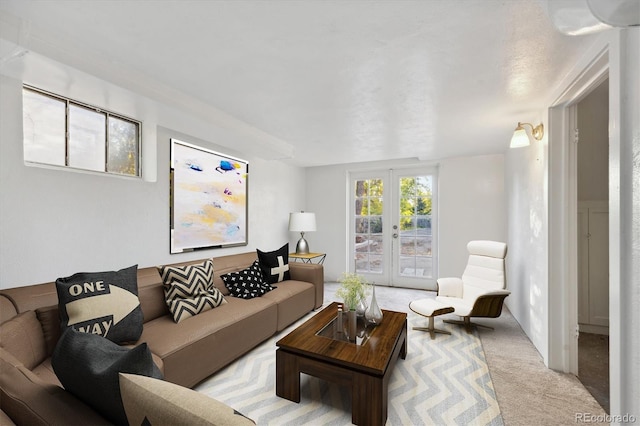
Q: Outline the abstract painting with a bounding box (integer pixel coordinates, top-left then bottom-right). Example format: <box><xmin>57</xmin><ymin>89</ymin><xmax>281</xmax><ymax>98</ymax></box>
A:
<box><xmin>170</xmin><ymin>139</ymin><xmax>248</xmax><ymax>253</ymax></box>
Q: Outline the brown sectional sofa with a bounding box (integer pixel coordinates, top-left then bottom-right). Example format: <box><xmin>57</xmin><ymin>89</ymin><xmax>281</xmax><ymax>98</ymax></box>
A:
<box><xmin>0</xmin><ymin>251</ymin><xmax>324</xmax><ymax>425</ymax></box>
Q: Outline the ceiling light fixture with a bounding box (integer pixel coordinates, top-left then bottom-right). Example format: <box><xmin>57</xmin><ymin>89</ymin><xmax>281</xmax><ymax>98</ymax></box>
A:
<box><xmin>510</xmin><ymin>122</ymin><xmax>544</xmax><ymax>148</ymax></box>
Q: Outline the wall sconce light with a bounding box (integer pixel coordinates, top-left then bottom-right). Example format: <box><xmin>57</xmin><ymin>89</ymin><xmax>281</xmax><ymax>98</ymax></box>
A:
<box><xmin>510</xmin><ymin>122</ymin><xmax>544</xmax><ymax>148</ymax></box>
<box><xmin>288</xmin><ymin>211</ymin><xmax>316</xmax><ymax>254</ymax></box>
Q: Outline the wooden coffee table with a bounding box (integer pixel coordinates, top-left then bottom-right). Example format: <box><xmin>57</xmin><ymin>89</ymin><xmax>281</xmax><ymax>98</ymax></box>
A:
<box><xmin>276</xmin><ymin>302</ymin><xmax>407</xmax><ymax>426</ymax></box>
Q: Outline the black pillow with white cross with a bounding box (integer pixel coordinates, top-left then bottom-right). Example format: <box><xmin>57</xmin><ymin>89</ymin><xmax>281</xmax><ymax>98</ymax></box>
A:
<box><xmin>257</xmin><ymin>243</ymin><xmax>291</xmax><ymax>284</ymax></box>
<box><xmin>221</xmin><ymin>261</ymin><xmax>274</xmax><ymax>299</ymax></box>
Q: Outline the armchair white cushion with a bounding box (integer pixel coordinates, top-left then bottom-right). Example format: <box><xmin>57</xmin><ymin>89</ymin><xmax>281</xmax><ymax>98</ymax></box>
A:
<box><xmin>435</xmin><ymin>240</ymin><xmax>510</xmax><ymax>331</ymax></box>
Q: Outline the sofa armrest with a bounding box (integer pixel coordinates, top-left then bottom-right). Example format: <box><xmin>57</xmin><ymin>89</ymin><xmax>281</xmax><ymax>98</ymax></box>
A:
<box><xmin>0</xmin><ymin>349</ymin><xmax>111</xmax><ymax>426</ymax></box>
<box><xmin>0</xmin><ymin>408</ymin><xmax>16</xmax><ymax>426</ymax></box>
<box><xmin>436</xmin><ymin>277</ymin><xmax>463</xmax><ymax>298</ymax></box>
<box><xmin>289</xmin><ymin>263</ymin><xmax>324</xmax><ymax>309</ymax></box>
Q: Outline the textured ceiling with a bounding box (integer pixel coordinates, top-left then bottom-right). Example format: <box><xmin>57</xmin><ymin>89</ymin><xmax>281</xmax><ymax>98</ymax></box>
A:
<box><xmin>0</xmin><ymin>0</ymin><xmax>599</xmax><ymax>167</ymax></box>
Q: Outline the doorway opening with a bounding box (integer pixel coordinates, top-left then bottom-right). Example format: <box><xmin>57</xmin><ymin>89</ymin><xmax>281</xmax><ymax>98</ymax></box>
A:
<box><xmin>575</xmin><ymin>78</ymin><xmax>610</xmax><ymax>413</ymax></box>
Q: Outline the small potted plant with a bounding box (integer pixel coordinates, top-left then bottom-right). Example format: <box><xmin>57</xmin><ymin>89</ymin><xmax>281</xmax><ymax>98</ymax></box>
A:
<box><xmin>336</xmin><ymin>272</ymin><xmax>367</xmax><ymax>340</ymax></box>
<box><xmin>336</xmin><ymin>272</ymin><xmax>367</xmax><ymax>312</ymax></box>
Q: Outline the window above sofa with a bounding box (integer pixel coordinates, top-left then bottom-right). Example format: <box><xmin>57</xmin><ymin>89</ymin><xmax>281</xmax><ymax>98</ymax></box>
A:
<box><xmin>22</xmin><ymin>85</ymin><xmax>141</xmax><ymax>178</ymax></box>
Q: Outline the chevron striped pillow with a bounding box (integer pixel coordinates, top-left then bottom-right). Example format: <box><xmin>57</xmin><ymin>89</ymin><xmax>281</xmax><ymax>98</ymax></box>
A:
<box><xmin>157</xmin><ymin>260</ymin><xmax>227</xmax><ymax>323</ymax></box>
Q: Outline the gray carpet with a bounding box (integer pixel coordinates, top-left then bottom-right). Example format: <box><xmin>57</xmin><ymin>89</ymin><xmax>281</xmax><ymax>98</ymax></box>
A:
<box><xmin>477</xmin><ymin>308</ymin><xmax>608</xmax><ymax>425</ymax></box>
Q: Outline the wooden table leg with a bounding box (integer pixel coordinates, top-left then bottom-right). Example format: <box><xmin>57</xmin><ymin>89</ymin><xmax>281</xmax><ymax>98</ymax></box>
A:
<box><xmin>401</xmin><ymin>319</ymin><xmax>408</xmax><ymax>359</ymax></box>
<box><xmin>352</xmin><ymin>372</ymin><xmax>385</xmax><ymax>426</ymax></box>
<box><xmin>276</xmin><ymin>349</ymin><xmax>300</xmax><ymax>402</ymax></box>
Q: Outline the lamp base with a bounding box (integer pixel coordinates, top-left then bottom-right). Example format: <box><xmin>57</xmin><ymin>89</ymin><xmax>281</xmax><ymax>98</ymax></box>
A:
<box><xmin>296</xmin><ymin>235</ymin><xmax>310</xmax><ymax>254</ymax></box>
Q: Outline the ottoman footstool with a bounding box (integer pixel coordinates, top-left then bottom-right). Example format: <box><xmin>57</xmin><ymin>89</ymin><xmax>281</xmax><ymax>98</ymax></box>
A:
<box><xmin>408</xmin><ymin>299</ymin><xmax>455</xmax><ymax>340</ymax></box>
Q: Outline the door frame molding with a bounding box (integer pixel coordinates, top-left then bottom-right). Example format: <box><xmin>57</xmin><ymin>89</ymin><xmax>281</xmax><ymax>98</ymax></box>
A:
<box><xmin>548</xmin><ymin>45</ymin><xmax>609</xmax><ymax>375</ymax></box>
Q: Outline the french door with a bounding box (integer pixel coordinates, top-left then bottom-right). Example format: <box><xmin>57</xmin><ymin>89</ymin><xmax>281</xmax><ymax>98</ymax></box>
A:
<box><xmin>349</xmin><ymin>167</ymin><xmax>437</xmax><ymax>290</ymax></box>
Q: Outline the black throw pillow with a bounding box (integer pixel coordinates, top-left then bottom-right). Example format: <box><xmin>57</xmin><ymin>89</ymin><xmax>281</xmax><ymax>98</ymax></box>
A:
<box><xmin>51</xmin><ymin>328</ymin><xmax>163</xmax><ymax>426</ymax></box>
<box><xmin>221</xmin><ymin>260</ymin><xmax>274</xmax><ymax>299</ymax></box>
<box><xmin>55</xmin><ymin>265</ymin><xmax>143</xmax><ymax>344</ymax></box>
<box><xmin>257</xmin><ymin>243</ymin><xmax>291</xmax><ymax>284</ymax></box>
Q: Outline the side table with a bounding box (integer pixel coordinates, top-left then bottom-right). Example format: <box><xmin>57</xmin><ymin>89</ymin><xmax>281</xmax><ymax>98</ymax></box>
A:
<box><xmin>289</xmin><ymin>252</ymin><xmax>326</xmax><ymax>264</ymax></box>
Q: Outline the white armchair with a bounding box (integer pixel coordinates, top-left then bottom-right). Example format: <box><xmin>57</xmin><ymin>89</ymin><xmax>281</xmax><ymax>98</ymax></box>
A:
<box><xmin>436</xmin><ymin>240</ymin><xmax>510</xmax><ymax>333</ymax></box>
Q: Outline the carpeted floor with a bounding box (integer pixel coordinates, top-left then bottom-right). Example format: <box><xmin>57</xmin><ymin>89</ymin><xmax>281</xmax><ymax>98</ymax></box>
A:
<box><xmin>477</xmin><ymin>308</ymin><xmax>608</xmax><ymax>426</ymax></box>
<box><xmin>196</xmin><ymin>283</ymin><xmax>609</xmax><ymax>425</ymax></box>
<box><xmin>578</xmin><ymin>332</ymin><xmax>610</xmax><ymax>413</ymax></box>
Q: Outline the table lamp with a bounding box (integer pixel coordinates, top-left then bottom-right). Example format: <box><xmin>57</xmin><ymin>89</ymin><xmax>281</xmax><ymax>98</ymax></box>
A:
<box><xmin>288</xmin><ymin>212</ymin><xmax>316</xmax><ymax>254</ymax></box>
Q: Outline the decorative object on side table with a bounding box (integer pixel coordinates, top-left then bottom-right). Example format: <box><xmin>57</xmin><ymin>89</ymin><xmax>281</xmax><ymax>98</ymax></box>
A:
<box><xmin>365</xmin><ymin>282</ymin><xmax>383</xmax><ymax>325</ymax></box>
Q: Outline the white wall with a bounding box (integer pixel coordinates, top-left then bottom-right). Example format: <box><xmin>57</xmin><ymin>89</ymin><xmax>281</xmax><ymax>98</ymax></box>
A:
<box><xmin>504</xmin><ymin>132</ymin><xmax>549</xmax><ymax>357</ymax></box>
<box><xmin>577</xmin><ymin>80</ymin><xmax>609</xmax><ymax>202</ymax></box>
<box><xmin>306</xmin><ymin>154</ymin><xmax>506</xmax><ymax>284</ymax></box>
<box><xmin>0</xmin><ymin>63</ymin><xmax>305</xmax><ymax>288</ymax></box>
<box><xmin>438</xmin><ymin>154</ymin><xmax>506</xmax><ymax>277</ymax></box>
<box><xmin>506</xmin><ymin>28</ymin><xmax>640</xmax><ymax>420</ymax></box>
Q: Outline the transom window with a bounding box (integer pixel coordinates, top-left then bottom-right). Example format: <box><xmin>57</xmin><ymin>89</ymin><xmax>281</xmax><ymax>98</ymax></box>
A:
<box><xmin>22</xmin><ymin>86</ymin><xmax>141</xmax><ymax>177</ymax></box>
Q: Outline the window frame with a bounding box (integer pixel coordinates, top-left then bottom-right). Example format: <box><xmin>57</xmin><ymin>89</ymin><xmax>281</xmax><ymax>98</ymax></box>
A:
<box><xmin>22</xmin><ymin>85</ymin><xmax>142</xmax><ymax>178</ymax></box>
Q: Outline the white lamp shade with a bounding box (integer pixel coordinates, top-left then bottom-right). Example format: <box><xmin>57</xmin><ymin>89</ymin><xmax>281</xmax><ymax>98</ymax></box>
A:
<box><xmin>288</xmin><ymin>212</ymin><xmax>316</xmax><ymax>232</ymax></box>
<box><xmin>510</xmin><ymin>128</ymin><xmax>530</xmax><ymax>148</ymax></box>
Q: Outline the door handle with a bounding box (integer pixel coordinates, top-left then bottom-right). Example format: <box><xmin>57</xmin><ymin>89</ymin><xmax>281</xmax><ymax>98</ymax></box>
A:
<box><xmin>393</xmin><ymin>233</ymin><xmax>398</xmax><ymax>239</ymax></box>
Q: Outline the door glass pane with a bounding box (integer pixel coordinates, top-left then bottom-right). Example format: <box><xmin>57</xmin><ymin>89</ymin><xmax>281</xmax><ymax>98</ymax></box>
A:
<box><xmin>398</xmin><ymin>175</ymin><xmax>433</xmax><ymax>278</ymax></box>
<box><xmin>369</xmin><ymin>254</ymin><xmax>383</xmax><ymax>273</ymax></box>
<box><xmin>23</xmin><ymin>89</ymin><xmax>66</xmax><ymax>166</ymax></box>
<box><xmin>108</xmin><ymin>116</ymin><xmax>139</xmax><ymax>176</ymax></box>
<box><xmin>69</xmin><ymin>104</ymin><xmax>106</xmax><ymax>171</ymax></box>
<box><xmin>354</xmin><ymin>179</ymin><xmax>384</xmax><ymax>274</ymax></box>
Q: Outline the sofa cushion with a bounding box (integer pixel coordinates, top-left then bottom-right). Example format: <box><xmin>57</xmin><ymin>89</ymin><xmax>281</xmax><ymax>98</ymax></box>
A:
<box><xmin>0</xmin><ymin>311</ymin><xmax>46</xmax><ymax>370</ymax></box>
<box><xmin>222</xmin><ymin>260</ymin><xmax>273</xmax><ymax>299</ymax></box>
<box><xmin>31</xmin><ymin>358</ymin><xmax>61</xmax><ymax>387</ymax></box>
<box><xmin>257</xmin><ymin>243</ymin><xmax>291</xmax><ymax>284</ymax></box>
<box><xmin>51</xmin><ymin>328</ymin><xmax>163</xmax><ymax>425</ymax></box>
<box><xmin>55</xmin><ymin>265</ymin><xmax>143</xmax><ymax>344</ymax></box>
<box><xmin>158</xmin><ymin>259</ymin><xmax>227</xmax><ymax>323</ymax></box>
<box><xmin>119</xmin><ymin>373</ymin><xmax>255</xmax><ymax>425</ymax></box>
<box><xmin>139</xmin><ymin>297</ymin><xmax>277</xmax><ymax>387</ymax></box>
<box><xmin>35</xmin><ymin>305</ymin><xmax>61</xmax><ymax>357</ymax></box>
<box><xmin>261</xmin><ymin>280</ymin><xmax>316</xmax><ymax>331</ymax></box>
<box><xmin>136</xmin><ymin>266</ymin><xmax>171</xmax><ymax>322</ymax></box>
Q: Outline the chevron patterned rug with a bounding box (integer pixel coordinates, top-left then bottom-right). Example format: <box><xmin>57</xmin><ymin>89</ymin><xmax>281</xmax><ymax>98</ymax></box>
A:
<box><xmin>195</xmin><ymin>311</ymin><xmax>503</xmax><ymax>426</ymax></box>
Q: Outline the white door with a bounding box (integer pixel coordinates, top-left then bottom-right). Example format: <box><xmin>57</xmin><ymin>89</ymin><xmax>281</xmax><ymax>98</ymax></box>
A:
<box><xmin>350</xmin><ymin>168</ymin><xmax>437</xmax><ymax>290</ymax></box>
<box><xmin>351</xmin><ymin>171</ymin><xmax>387</xmax><ymax>284</ymax></box>
<box><xmin>391</xmin><ymin>169</ymin><xmax>437</xmax><ymax>290</ymax></box>
<box><xmin>577</xmin><ymin>201</ymin><xmax>609</xmax><ymax>331</ymax></box>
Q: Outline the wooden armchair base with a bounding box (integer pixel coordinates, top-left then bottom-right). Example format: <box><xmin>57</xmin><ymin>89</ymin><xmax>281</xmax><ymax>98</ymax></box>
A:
<box><xmin>443</xmin><ymin>317</ymin><xmax>494</xmax><ymax>334</ymax></box>
<box><xmin>442</xmin><ymin>293</ymin><xmax>509</xmax><ymax>333</ymax></box>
